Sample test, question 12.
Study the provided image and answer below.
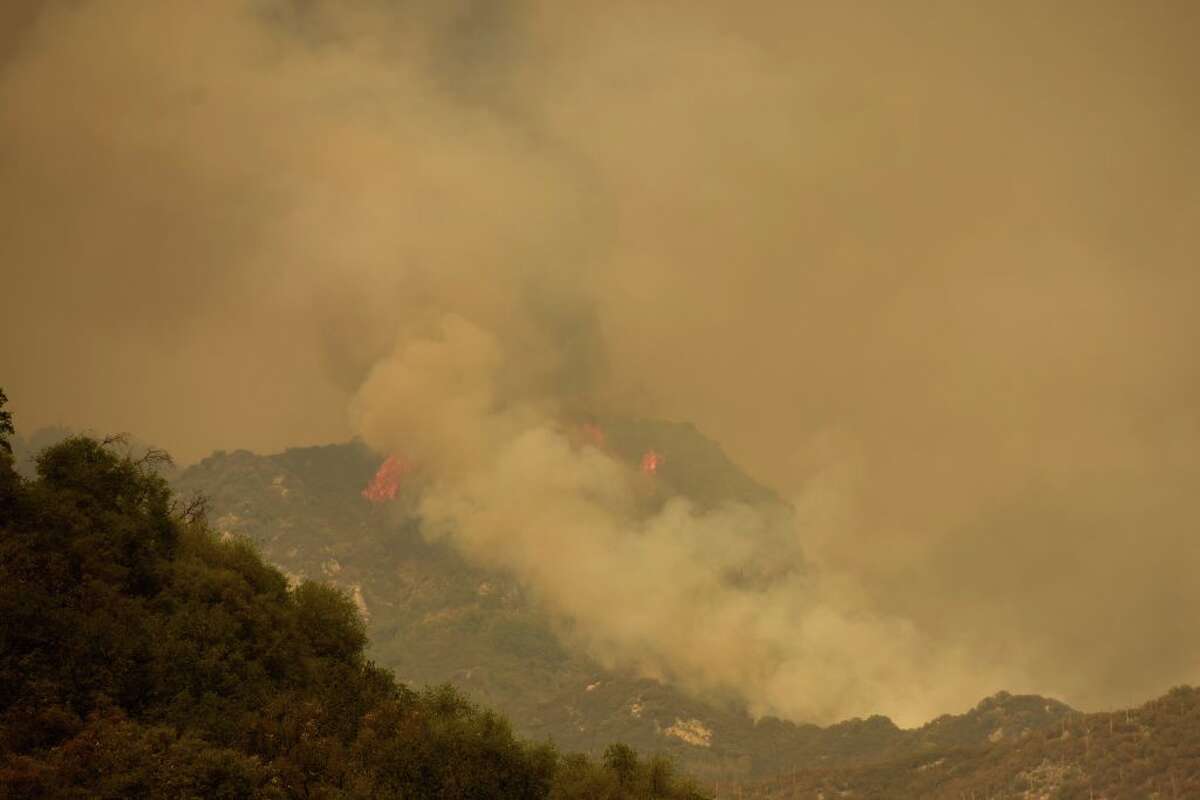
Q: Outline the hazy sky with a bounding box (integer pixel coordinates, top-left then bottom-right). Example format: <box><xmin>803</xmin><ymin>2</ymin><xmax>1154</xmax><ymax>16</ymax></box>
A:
<box><xmin>2</xmin><ymin>1</ymin><xmax>1198</xmax><ymax>725</ymax></box>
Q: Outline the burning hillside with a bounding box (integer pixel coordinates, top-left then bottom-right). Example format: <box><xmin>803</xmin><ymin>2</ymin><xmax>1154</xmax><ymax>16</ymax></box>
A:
<box><xmin>362</xmin><ymin>454</ymin><xmax>411</xmax><ymax>503</ymax></box>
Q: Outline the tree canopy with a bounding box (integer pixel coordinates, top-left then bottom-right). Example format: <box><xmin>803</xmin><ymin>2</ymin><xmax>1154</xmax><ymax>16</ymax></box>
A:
<box><xmin>0</xmin><ymin>421</ymin><xmax>706</xmax><ymax>799</ymax></box>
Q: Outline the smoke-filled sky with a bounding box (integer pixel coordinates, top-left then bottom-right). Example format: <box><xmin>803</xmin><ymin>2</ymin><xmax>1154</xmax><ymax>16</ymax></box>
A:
<box><xmin>2</xmin><ymin>1</ymin><xmax>1199</xmax><ymax>726</ymax></box>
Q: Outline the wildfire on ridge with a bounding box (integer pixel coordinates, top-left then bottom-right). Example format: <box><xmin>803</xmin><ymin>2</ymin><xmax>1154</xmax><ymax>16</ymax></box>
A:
<box><xmin>362</xmin><ymin>454</ymin><xmax>412</xmax><ymax>503</ymax></box>
<box><xmin>576</xmin><ymin>422</ymin><xmax>663</xmax><ymax>478</ymax></box>
<box><xmin>365</xmin><ymin>425</ymin><xmax>659</xmax><ymax>503</ymax></box>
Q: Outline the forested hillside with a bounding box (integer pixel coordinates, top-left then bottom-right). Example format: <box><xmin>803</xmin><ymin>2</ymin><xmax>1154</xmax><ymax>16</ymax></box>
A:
<box><xmin>0</xmin><ymin>418</ymin><xmax>705</xmax><ymax>798</ymax></box>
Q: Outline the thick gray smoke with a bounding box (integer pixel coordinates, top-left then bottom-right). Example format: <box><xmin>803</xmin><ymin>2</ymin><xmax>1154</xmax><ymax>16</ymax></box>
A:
<box><xmin>2</xmin><ymin>1</ymin><xmax>1198</xmax><ymax>724</ymax></box>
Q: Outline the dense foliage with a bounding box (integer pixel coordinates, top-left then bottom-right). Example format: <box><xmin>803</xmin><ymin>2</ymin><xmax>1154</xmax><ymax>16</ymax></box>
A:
<box><xmin>0</xmin><ymin>425</ymin><xmax>706</xmax><ymax>799</ymax></box>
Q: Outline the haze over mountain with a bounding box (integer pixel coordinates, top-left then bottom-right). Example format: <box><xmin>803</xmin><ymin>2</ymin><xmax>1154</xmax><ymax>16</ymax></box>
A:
<box><xmin>169</xmin><ymin>430</ymin><xmax>1081</xmax><ymax>786</ymax></box>
<box><xmin>5</xmin><ymin>414</ymin><xmax>1198</xmax><ymax>798</ymax></box>
<box><xmin>3</xmin><ymin>0</ymin><xmax>1200</xmax><ymax>735</ymax></box>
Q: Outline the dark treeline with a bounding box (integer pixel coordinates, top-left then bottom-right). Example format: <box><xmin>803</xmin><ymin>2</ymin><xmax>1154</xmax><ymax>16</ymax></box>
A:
<box><xmin>0</xmin><ymin>390</ymin><xmax>706</xmax><ymax>799</ymax></box>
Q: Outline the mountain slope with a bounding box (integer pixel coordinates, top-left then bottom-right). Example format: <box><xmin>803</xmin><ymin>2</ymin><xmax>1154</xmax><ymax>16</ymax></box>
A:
<box><xmin>744</xmin><ymin>686</ymin><xmax>1200</xmax><ymax>799</ymax></box>
<box><xmin>171</xmin><ymin>429</ymin><xmax>1075</xmax><ymax>783</ymax></box>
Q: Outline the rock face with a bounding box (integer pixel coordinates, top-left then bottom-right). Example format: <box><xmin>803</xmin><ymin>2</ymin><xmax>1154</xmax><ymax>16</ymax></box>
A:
<box><xmin>172</xmin><ymin>430</ymin><xmax>1073</xmax><ymax>782</ymax></box>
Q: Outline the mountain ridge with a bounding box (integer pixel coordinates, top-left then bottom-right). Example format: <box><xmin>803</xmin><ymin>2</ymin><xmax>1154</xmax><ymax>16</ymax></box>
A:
<box><xmin>170</xmin><ymin>432</ymin><xmax>1077</xmax><ymax>783</ymax></box>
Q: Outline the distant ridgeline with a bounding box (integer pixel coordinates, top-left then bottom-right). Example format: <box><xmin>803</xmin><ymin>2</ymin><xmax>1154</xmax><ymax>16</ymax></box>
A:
<box><xmin>170</xmin><ymin>423</ymin><xmax>1097</xmax><ymax>789</ymax></box>
<box><xmin>169</xmin><ymin>422</ymin><xmax>819</xmax><ymax>782</ymax></box>
<box><xmin>0</xmin><ymin>427</ymin><xmax>706</xmax><ymax>798</ymax></box>
<box><xmin>164</xmin><ymin>424</ymin><xmax>1195</xmax><ymax>796</ymax></box>
<box><xmin>740</xmin><ymin>687</ymin><xmax>1200</xmax><ymax>799</ymax></box>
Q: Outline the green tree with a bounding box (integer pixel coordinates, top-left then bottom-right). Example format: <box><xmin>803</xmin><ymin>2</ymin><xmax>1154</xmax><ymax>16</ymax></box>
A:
<box><xmin>0</xmin><ymin>432</ymin><xmax>712</xmax><ymax>799</ymax></box>
<box><xmin>293</xmin><ymin>580</ymin><xmax>368</xmax><ymax>661</ymax></box>
<box><xmin>603</xmin><ymin>742</ymin><xmax>639</xmax><ymax>787</ymax></box>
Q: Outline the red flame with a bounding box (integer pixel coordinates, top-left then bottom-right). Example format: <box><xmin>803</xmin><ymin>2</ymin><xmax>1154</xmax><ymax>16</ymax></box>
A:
<box><xmin>362</xmin><ymin>455</ymin><xmax>412</xmax><ymax>503</ymax></box>
<box><xmin>640</xmin><ymin>449</ymin><xmax>663</xmax><ymax>476</ymax></box>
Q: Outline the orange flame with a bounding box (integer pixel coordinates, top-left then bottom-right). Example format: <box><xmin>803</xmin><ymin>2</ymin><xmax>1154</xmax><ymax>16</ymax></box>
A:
<box><xmin>362</xmin><ymin>455</ymin><xmax>411</xmax><ymax>503</ymax></box>
<box><xmin>640</xmin><ymin>449</ymin><xmax>663</xmax><ymax>476</ymax></box>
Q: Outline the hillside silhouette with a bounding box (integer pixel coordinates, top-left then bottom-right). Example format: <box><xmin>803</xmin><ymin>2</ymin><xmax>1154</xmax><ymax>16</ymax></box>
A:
<box><xmin>0</xmin><ymin>415</ymin><xmax>705</xmax><ymax>798</ymax></box>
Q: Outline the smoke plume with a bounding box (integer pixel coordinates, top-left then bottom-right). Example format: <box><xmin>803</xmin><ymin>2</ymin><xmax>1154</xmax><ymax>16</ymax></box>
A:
<box><xmin>2</xmin><ymin>0</ymin><xmax>1198</xmax><ymax>724</ymax></box>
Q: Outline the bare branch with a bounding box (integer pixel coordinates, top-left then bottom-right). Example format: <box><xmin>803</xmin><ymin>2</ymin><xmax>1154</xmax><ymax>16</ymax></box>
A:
<box><xmin>173</xmin><ymin>491</ymin><xmax>209</xmax><ymax>525</ymax></box>
<box><xmin>101</xmin><ymin>432</ymin><xmax>130</xmax><ymax>448</ymax></box>
<box><xmin>135</xmin><ymin>446</ymin><xmax>174</xmax><ymax>470</ymax></box>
